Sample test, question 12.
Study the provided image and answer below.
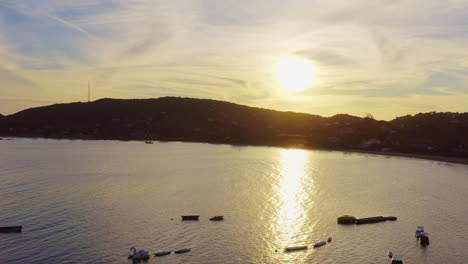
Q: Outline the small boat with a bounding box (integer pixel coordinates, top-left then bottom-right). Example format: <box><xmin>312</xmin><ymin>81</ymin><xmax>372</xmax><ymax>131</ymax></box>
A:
<box><xmin>181</xmin><ymin>215</ymin><xmax>199</xmax><ymax>221</ymax></box>
<box><xmin>313</xmin><ymin>241</ymin><xmax>326</xmax><ymax>248</ymax></box>
<box><xmin>284</xmin><ymin>246</ymin><xmax>308</xmax><ymax>252</ymax></box>
<box><xmin>0</xmin><ymin>226</ymin><xmax>22</xmax><ymax>233</ymax></box>
<box><xmin>209</xmin><ymin>216</ymin><xmax>224</xmax><ymax>221</ymax></box>
<box><xmin>327</xmin><ymin>237</ymin><xmax>332</xmax><ymax>243</ymax></box>
<box><xmin>415</xmin><ymin>226</ymin><xmax>425</xmax><ymax>238</ymax></box>
<box><xmin>128</xmin><ymin>247</ymin><xmax>150</xmax><ymax>260</ymax></box>
<box><xmin>145</xmin><ymin>141</ymin><xmax>153</xmax><ymax>144</ymax></box>
<box><xmin>355</xmin><ymin>216</ymin><xmax>387</xmax><ymax>225</ymax></box>
<box><xmin>174</xmin><ymin>248</ymin><xmax>191</xmax><ymax>254</ymax></box>
<box><xmin>154</xmin><ymin>251</ymin><xmax>171</xmax><ymax>256</ymax></box>
<box><xmin>391</xmin><ymin>255</ymin><xmax>403</xmax><ymax>264</ymax></box>
<box><xmin>420</xmin><ymin>232</ymin><xmax>430</xmax><ymax>245</ymax></box>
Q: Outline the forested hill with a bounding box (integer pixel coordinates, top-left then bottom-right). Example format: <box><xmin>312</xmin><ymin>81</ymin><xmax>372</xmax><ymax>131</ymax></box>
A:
<box><xmin>0</xmin><ymin>97</ymin><xmax>467</xmax><ymax>158</ymax></box>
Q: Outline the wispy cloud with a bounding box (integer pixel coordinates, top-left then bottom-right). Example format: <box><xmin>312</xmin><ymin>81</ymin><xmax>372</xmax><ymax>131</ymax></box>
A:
<box><xmin>0</xmin><ymin>66</ymin><xmax>36</xmax><ymax>87</ymax></box>
<box><xmin>45</xmin><ymin>14</ymin><xmax>91</xmax><ymax>37</ymax></box>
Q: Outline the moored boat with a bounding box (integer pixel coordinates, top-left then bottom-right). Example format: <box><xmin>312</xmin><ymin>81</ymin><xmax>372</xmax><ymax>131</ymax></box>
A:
<box><xmin>174</xmin><ymin>248</ymin><xmax>191</xmax><ymax>254</ymax></box>
<box><xmin>415</xmin><ymin>226</ymin><xmax>425</xmax><ymax>237</ymax></box>
<box><xmin>391</xmin><ymin>255</ymin><xmax>403</xmax><ymax>264</ymax></box>
<box><xmin>420</xmin><ymin>232</ymin><xmax>430</xmax><ymax>245</ymax></box>
<box><xmin>181</xmin><ymin>215</ymin><xmax>199</xmax><ymax>220</ymax></box>
<box><xmin>128</xmin><ymin>247</ymin><xmax>150</xmax><ymax>260</ymax></box>
<box><xmin>355</xmin><ymin>216</ymin><xmax>387</xmax><ymax>224</ymax></box>
<box><xmin>284</xmin><ymin>246</ymin><xmax>308</xmax><ymax>252</ymax></box>
<box><xmin>314</xmin><ymin>241</ymin><xmax>326</xmax><ymax>248</ymax></box>
<box><xmin>154</xmin><ymin>251</ymin><xmax>171</xmax><ymax>256</ymax></box>
<box><xmin>0</xmin><ymin>226</ymin><xmax>22</xmax><ymax>233</ymax></box>
<box><xmin>337</xmin><ymin>215</ymin><xmax>356</xmax><ymax>224</ymax></box>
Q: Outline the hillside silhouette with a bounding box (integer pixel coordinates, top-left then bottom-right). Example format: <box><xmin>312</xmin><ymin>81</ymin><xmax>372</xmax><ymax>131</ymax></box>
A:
<box><xmin>1</xmin><ymin>97</ymin><xmax>467</xmax><ymax>158</ymax></box>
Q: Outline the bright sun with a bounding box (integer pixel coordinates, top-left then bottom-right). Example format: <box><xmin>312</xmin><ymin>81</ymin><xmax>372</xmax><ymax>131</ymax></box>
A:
<box><xmin>274</xmin><ymin>57</ymin><xmax>317</xmax><ymax>93</ymax></box>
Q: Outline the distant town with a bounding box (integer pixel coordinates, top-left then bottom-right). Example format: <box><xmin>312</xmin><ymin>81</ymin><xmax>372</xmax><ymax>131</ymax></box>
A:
<box><xmin>1</xmin><ymin>97</ymin><xmax>467</xmax><ymax>160</ymax></box>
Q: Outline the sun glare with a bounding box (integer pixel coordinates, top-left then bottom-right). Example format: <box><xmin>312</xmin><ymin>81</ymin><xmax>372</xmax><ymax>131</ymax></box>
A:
<box><xmin>274</xmin><ymin>57</ymin><xmax>317</xmax><ymax>93</ymax></box>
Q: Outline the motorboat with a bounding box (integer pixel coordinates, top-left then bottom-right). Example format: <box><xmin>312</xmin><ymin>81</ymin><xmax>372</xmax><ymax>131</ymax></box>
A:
<box><xmin>154</xmin><ymin>251</ymin><xmax>171</xmax><ymax>256</ymax></box>
<box><xmin>181</xmin><ymin>215</ymin><xmax>199</xmax><ymax>221</ymax></box>
<box><xmin>415</xmin><ymin>226</ymin><xmax>425</xmax><ymax>237</ymax></box>
<box><xmin>313</xmin><ymin>241</ymin><xmax>326</xmax><ymax>248</ymax></box>
<box><xmin>209</xmin><ymin>216</ymin><xmax>224</xmax><ymax>221</ymax></box>
<box><xmin>284</xmin><ymin>246</ymin><xmax>307</xmax><ymax>252</ymax></box>
<box><xmin>128</xmin><ymin>247</ymin><xmax>150</xmax><ymax>260</ymax></box>
<box><xmin>391</xmin><ymin>255</ymin><xmax>403</xmax><ymax>264</ymax></box>
<box><xmin>0</xmin><ymin>226</ymin><xmax>22</xmax><ymax>233</ymax></box>
<box><xmin>174</xmin><ymin>248</ymin><xmax>191</xmax><ymax>254</ymax></box>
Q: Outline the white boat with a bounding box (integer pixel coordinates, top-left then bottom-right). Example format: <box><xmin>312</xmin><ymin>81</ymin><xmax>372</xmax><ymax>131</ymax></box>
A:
<box><xmin>128</xmin><ymin>247</ymin><xmax>150</xmax><ymax>260</ymax></box>
<box><xmin>391</xmin><ymin>255</ymin><xmax>403</xmax><ymax>264</ymax></box>
<box><xmin>415</xmin><ymin>226</ymin><xmax>425</xmax><ymax>237</ymax></box>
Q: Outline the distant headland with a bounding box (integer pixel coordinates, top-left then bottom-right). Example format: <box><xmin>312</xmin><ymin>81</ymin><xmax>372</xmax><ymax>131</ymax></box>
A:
<box><xmin>0</xmin><ymin>97</ymin><xmax>467</xmax><ymax>163</ymax></box>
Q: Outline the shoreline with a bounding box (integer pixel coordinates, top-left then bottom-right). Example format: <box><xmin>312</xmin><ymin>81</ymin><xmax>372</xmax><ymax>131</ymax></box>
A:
<box><xmin>3</xmin><ymin>136</ymin><xmax>468</xmax><ymax>166</ymax></box>
<box><xmin>338</xmin><ymin>149</ymin><xmax>468</xmax><ymax>166</ymax></box>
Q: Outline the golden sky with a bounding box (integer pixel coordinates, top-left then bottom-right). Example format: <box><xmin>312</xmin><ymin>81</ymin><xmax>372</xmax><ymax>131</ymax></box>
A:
<box><xmin>0</xmin><ymin>0</ymin><xmax>467</xmax><ymax>119</ymax></box>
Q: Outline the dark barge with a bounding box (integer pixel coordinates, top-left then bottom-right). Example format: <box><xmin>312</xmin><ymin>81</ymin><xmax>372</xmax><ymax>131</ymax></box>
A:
<box><xmin>181</xmin><ymin>215</ymin><xmax>199</xmax><ymax>221</ymax></box>
<box><xmin>0</xmin><ymin>226</ymin><xmax>22</xmax><ymax>233</ymax></box>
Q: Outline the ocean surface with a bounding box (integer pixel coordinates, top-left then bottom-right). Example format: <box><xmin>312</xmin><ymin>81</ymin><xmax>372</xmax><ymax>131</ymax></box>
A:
<box><xmin>1</xmin><ymin>138</ymin><xmax>467</xmax><ymax>264</ymax></box>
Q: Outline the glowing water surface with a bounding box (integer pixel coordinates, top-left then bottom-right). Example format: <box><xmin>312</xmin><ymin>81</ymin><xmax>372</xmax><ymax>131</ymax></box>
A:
<box><xmin>1</xmin><ymin>139</ymin><xmax>467</xmax><ymax>264</ymax></box>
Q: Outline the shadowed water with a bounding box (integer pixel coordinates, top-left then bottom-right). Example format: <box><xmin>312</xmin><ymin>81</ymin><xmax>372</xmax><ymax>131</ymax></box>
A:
<box><xmin>1</xmin><ymin>138</ymin><xmax>467</xmax><ymax>263</ymax></box>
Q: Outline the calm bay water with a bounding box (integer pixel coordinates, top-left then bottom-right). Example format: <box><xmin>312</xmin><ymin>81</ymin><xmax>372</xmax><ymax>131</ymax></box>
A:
<box><xmin>1</xmin><ymin>138</ymin><xmax>467</xmax><ymax>264</ymax></box>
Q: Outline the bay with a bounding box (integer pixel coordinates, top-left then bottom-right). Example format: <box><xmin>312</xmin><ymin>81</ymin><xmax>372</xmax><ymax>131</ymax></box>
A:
<box><xmin>1</xmin><ymin>138</ymin><xmax>467</xmax><ymax>263</ymax></box>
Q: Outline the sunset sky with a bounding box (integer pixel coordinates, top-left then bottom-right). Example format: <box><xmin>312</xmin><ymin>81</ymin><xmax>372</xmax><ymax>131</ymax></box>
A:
<box><xmin>1</xmin><ymin>0</ymin><xmax>467</xmax><ymax>120</ymax></box>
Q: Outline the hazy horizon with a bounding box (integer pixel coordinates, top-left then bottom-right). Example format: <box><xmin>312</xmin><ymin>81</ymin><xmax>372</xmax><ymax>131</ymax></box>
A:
<box><xmin>1</xmin><ymin>0</ymin><xmax>468</xmax><ymax>119</ymax></box>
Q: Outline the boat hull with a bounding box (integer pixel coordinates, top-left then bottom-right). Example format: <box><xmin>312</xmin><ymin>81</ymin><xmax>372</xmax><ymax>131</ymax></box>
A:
<box><xmin>355</xmin><ymin>216</ymin><xmax>387</xmax><ymax>224</ymax></box>
<box><xmin>181</xmin><ymin>215</ymin><xmax>199</xmax><ymax>221</ymax></box>
<box><xmin>284</xmin><ymin>246</ymin><xmax>308</xmax><ymax>252</ymax></box>
<box><xmin>174</xmin><ymin>248</ymin><xmax>191</xmax><ymax>254</ymax></box>
<box><xmin>0</xmin><ymin>226</ymin><xmax>22</xmax><ymax>233</ymax></box>
<box><xmin>154</xmin><ymin>251</ymin><xmax>171</xmax><ymax>256</ymax></box>
<box><xmin>314</xmin><ymin>241</ymin><xmax>326</xmax><ymax>248</ymax></box>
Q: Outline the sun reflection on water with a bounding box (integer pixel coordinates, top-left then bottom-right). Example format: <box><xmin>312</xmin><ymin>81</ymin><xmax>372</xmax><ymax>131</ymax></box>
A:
<box><xmin>267</xmin><ymin>149</ymin><xmax>315</xmax><ymax>263</ymax></box>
